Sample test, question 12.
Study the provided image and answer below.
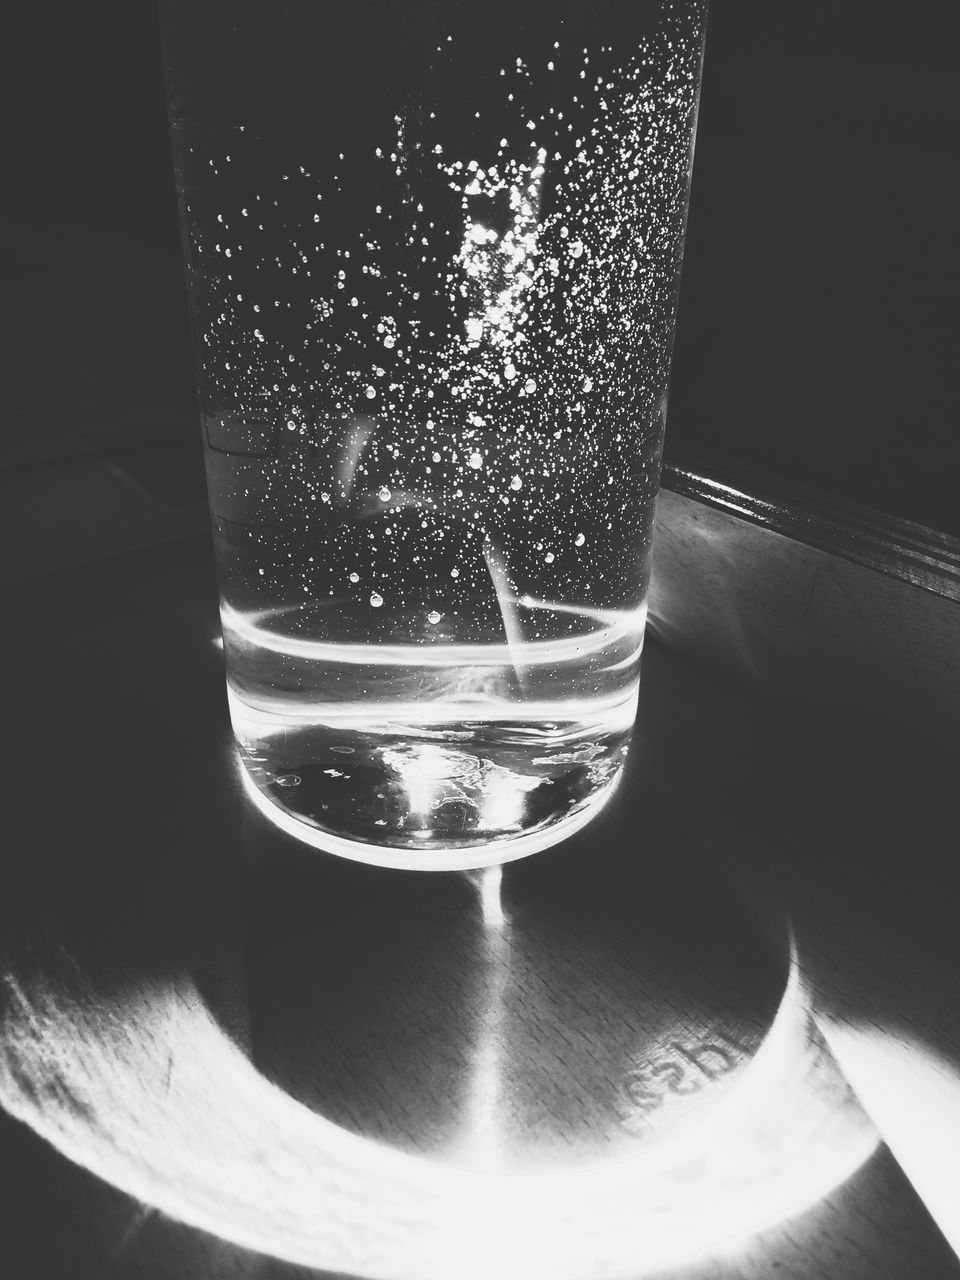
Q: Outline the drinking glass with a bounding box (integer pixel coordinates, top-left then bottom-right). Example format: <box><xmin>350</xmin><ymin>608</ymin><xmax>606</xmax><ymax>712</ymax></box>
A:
<box><xmin>161</xmin><ymin>0</ymin><xmax>708</xmax><ymax>868</ymax></box>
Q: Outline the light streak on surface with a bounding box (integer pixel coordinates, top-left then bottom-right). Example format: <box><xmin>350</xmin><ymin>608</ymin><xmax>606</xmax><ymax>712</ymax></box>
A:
<box><xmin>815</xmin><ymin>1020</ymin><xmax>960</xmax><ymax>1261</ymax></box>
<box><xmin>468</xmin><ymin>864</ymin><xmax>507</xmax><ymax>932</ymax></box>
<box><xmin>0</xmin><ymin>938</ymin><xmax>879</xmax><ymax>1278</ymax></box>
<box><xmin>453</xmin><ymin>866</ymin><xmax>510</xmax><ymax>1167</ymax></box>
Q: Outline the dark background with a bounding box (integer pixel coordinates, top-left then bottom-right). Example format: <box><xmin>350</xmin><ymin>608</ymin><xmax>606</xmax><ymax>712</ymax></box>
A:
<box><xmin>3</xmin><ymin>0</ymin><xmax>958</xmax><ymax>533</ymax></box>
<box><xmin>670</xmin><ymin>0</ymin><xmax>960</xmax><ymax>536</ymax></box>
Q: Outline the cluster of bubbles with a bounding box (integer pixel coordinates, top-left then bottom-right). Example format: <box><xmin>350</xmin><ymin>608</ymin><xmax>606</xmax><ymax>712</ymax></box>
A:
<box><xmin>177</xmin><ymin>2</ymin><xmax>706</xmax><ymax>641</ymax></box>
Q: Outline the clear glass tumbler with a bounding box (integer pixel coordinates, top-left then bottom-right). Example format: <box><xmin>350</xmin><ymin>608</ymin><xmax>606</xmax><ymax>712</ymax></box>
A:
<box><xmin>161</xmin><ymin>0</ymin><xmax>708</xmax><ymax>869</ymax></box>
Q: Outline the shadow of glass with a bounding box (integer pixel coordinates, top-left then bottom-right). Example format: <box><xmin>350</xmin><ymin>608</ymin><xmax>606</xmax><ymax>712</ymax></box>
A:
<box><xmin>0</xmin><ymin>545</ymin><xmax>895</xmax><ymax>1278</ymax></box>
<box><xmin>240</xmin><ymin>754</ymin><xmax>791</xmax><ymax>1171</ymax></box>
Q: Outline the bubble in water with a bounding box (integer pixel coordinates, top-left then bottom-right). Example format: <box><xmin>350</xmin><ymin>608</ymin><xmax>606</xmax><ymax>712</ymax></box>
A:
<box><xmin>545</xmin><ymin>552</ymin><xmax>555</xmax><ymax>563</ymax></box>
<box><xmin>568</xmin><ymin>239</ymin><xmax>584</xmax><ymax>259</ymax></box>
<box><xmin>365</xmin><ymin>386</ymin><xmax>377</xmax><ymax>399</ymax></box>
<box><xmin>427</xmin><ymin>610</ymin><xmax>442</xmax><ymax>625</ymax></box>
<box><xmin>510</xmin><ymin>475</ymin><xmax>523</xmax><ymax>491</ymax></box>
<box><xmin>349</xmin><ymin>572</ymin><xmax>360</xmax><ymax>583</ymax></box>
<box><xmin>450</xmin><ymin>568</ymin><xmax>460</xmax><ymax>578</ymax></box>
<box><xmin>370</xmin><ymin>592</ymin><xmax>384</xmax><ymax>608</ymax></box>
<box><xmin>583</xmin><ymin>377</ymin><xmax>594</xmax><ymax>392</ymax></box>
<box><xmin>432</xmin><ymin>451</ymin><xmax>442</xmax><ymax>463</ymax></box>
<box><xmin>575</xmin><ymin>532</ymin><xmax>586</xmax><ymax>546</ymax></box>
<box><xmin>378</xmin><ymin>486</ymin><xmax>391</xmax><ymax>501</ymax></box>
<box><xmin>524</xmin><ymin>378</ymin><xmax>537</xmax><ymax>394</ymax></box>
<box><xmin>468</xmin><ymin>452</ymin><xmax>483</xmax><ymax>469</ymax></box>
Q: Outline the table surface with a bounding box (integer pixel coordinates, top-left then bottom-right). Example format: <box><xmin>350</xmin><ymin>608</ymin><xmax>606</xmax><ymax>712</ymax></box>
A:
<box><xmin>2</xmin><ymin>536</ymin><xmax>959</xmax><ymax>1279</ymax></box>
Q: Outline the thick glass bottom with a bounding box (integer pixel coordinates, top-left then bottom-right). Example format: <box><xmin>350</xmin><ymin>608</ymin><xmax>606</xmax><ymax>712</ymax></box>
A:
<box><xmin>231</xmin><ymin>698</ymin><xmax>633</xmax><ymax>869</ymax></box>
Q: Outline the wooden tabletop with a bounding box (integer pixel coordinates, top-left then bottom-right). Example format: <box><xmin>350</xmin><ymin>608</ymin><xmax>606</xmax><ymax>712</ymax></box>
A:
<box><xmin>1</xmin><ymin>536</ymin><xmax>959</xmax><ymax>1278</ymax></box>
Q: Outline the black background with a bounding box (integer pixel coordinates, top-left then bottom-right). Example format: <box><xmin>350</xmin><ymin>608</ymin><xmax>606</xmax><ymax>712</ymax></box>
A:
<box><xmin>4</xmin><ymin>0</ymin><xmax>959</xmax><ymax>533</ymax></box>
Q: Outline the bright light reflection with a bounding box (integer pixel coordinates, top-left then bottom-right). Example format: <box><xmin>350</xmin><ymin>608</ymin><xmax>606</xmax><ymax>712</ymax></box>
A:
<box><xmin>482</xmin><ymin>537</ymin><xmax>529</xmax><ymax>690</ymax></box>
<box><xmin>816</xmin><ymin>1019</ymin><xmax>960</xmax><ymax>1260</ymax></box>
<box><xmin>235</xmin><ymin>748</ymin><xmax>623</xmax><ymax>871</ymax></box>
<box><xmin>220</xmin><ymin>599</ymin><xmax>645</xmax><ymax>668</ymax></box>
<box><xmin>380</xmin><ymin>744</ymin><xmax>448</xmax><ymax>819</ymax></box>
<box><xmin>0</xmin><ymin>938</ymin><xmax>880</xmax><ymax>1279</ymax></box>
<box><xmin>469</xmin><ymin>864</ymin><xmax>506</xmax><ymax>931</ymax></box>
<box><xmin>454</xmin><ymin>866</ymin><xmax>509</xmax><ymax>1167</ymax></box>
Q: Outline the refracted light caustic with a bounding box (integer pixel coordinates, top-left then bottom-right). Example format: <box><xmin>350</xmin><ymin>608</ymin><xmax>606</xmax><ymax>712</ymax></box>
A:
<box><xmin>162</xmin><ymin>0</ymin><xmax>708</xmax><ymax>864</ymax></box>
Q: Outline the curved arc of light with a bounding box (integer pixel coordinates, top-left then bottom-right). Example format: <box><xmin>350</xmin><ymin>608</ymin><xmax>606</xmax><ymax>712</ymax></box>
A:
<box><xmin>220</xmin><ymin>600</ymin><xmax>647</xmax><ymax>668</ymax></box>
<box><xmin>0</xmin><ymin>929</ymin><xmax>879</xmax><ymax>1279</ymax></box>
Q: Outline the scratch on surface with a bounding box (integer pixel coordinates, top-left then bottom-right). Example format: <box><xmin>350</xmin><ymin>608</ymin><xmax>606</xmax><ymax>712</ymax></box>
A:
<box><xmin>110</xmin><ymin>1204</ymin><xmax>156</xmax><ymax>1262</ymax></box>
<box><xmin>800</xmin><ymin>574</ymin><xmax>818</xmax><ymax>623</ymax></box>
<box><xmin>828</xmin><ymin>564</ymin><xmax>867</xmax><ymax>626</ymax></box>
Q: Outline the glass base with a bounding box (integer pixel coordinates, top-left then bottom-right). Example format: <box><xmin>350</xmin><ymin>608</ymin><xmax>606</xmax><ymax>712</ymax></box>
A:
<box><xmin>235</xmin><ymin>743</ymin><xmax>626</xmax><ymax>870</ymax></box>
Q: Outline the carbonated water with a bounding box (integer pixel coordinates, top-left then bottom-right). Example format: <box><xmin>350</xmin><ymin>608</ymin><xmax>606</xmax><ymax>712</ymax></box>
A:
<box><xmin>161</xmin><ymin>0</ymin><xmax>707</xmax><ymax>863</ymax></box>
